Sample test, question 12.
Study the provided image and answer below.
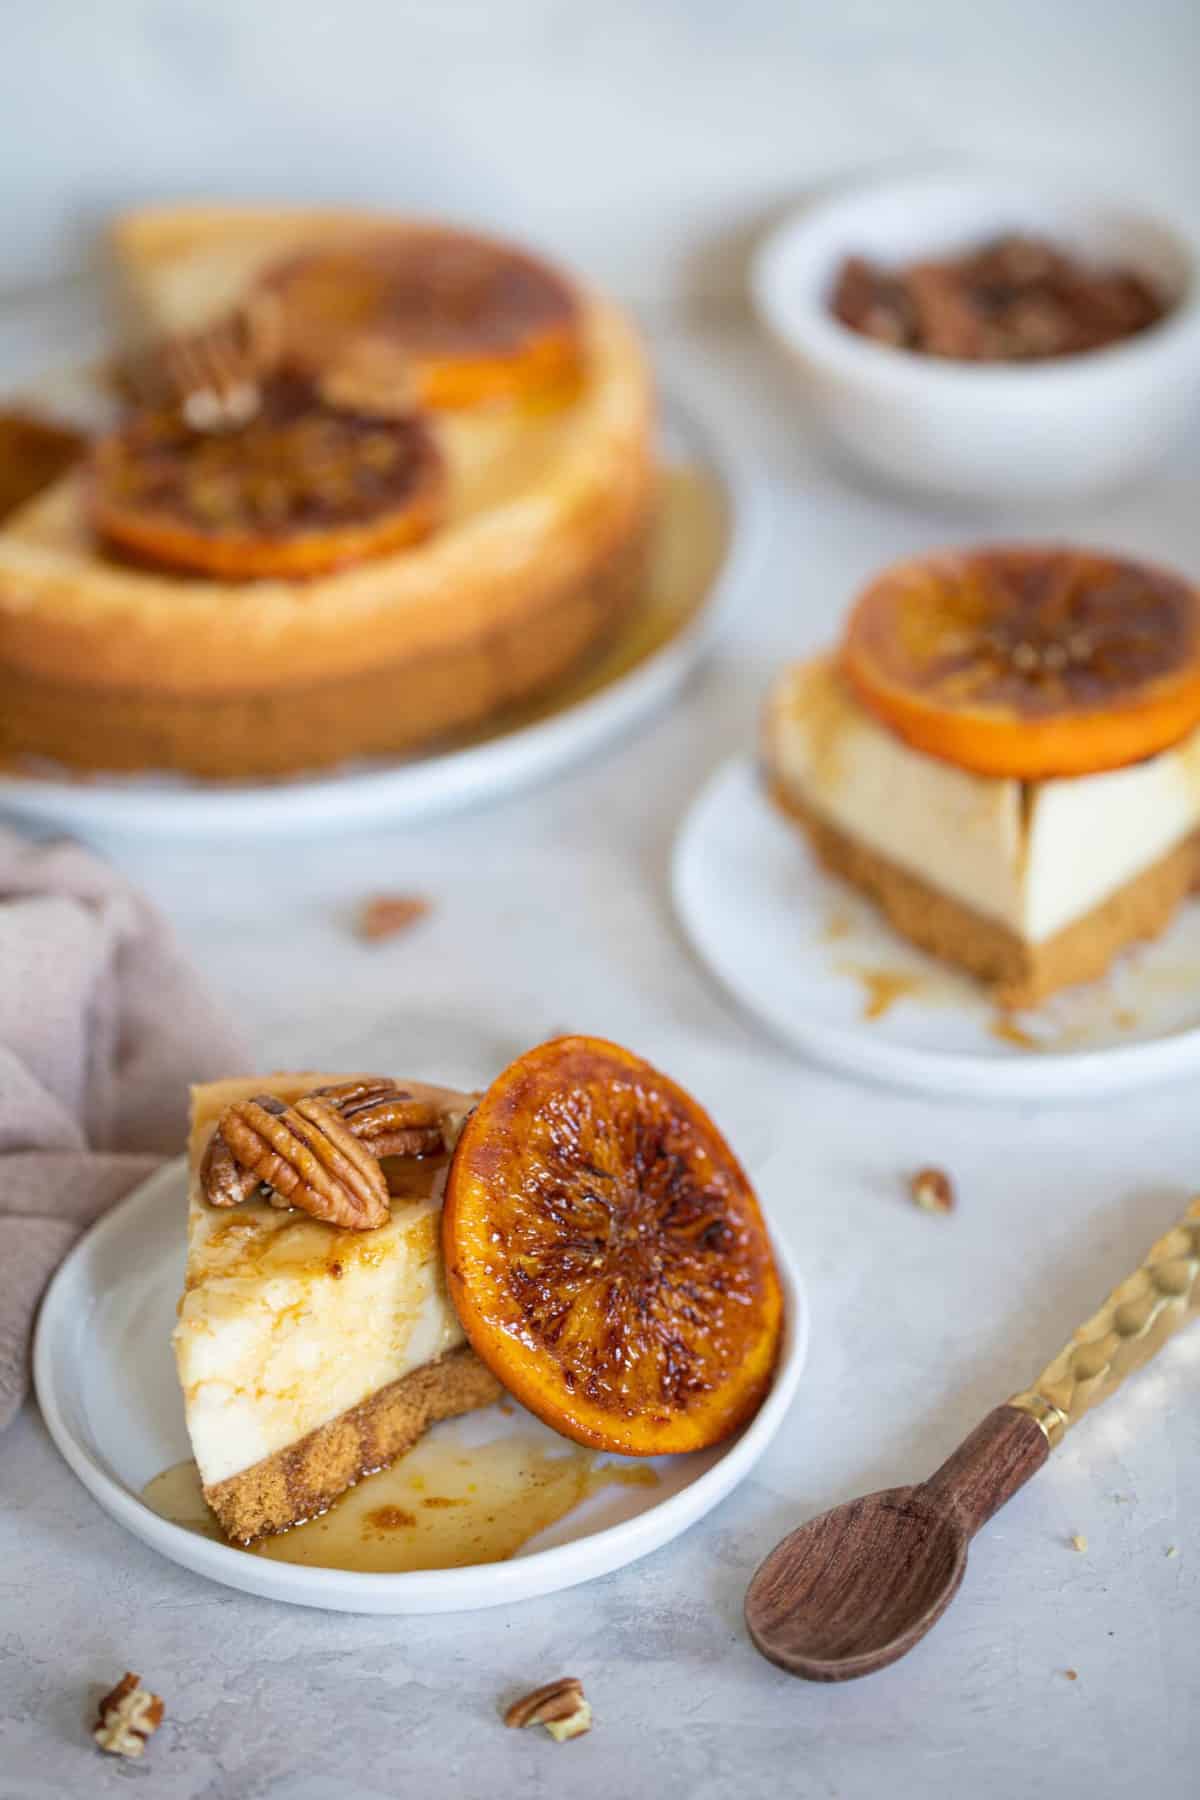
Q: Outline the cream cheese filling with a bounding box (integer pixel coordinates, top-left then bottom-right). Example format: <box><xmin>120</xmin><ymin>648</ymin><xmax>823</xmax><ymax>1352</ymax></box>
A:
<box><xmin>766</xmin><ymin>656</ymin><xmax>1200</xmax><ymax>944</ymax></box>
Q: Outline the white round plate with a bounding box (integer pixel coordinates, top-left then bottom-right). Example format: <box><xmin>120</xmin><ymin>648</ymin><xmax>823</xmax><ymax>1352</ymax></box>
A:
<box><xmin>674</xmin><ymin>757</ymin><xmax>1200</xmax><ymax>1102</ymax></box>
<box><xmin>34</xmin><ymin>1158</ymin><xmax>807</xmax><ymax>1614</ymax></box>
<box><xmin>0</xmin><ymin>388</ymin><xmax>763</xmax><ymax>842</ymax></box>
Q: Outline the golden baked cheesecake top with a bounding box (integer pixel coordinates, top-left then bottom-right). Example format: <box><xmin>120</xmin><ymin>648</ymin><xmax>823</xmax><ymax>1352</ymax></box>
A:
<box><xmin>0</xmin><ymin>209</ymin><xmax>654</xmax><ymax>702</ymax></box>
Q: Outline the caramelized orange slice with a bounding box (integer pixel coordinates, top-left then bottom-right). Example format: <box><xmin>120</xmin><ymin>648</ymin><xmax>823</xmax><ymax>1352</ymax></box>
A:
<box><xmin>89</xmin><ymin>375</ymin><xmax>444</xmax><ymax>580</ymax></box>
<box><xmin>442</xmin><ymin>1037</ymin><xmax>783</xmax><ymax>1455</ymax></box>
<box><xmin>842</xmin><ymin>546</ymin><xmax>1200</xmax><ymax>778</ymax></box>
<box><xmin>260</xmin><ymin>228</ymin><xmax>583</xmax><ymax>411</ymax></box>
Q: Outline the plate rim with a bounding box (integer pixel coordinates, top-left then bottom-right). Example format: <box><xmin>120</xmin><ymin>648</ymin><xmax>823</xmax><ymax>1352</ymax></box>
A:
<box><xmin>673</xmin><ymin>754</ymin><xmax>1200</xmax><ymax>1102</ymax></box>
<box><xmin>33</xmin><ymin>1155</ymin><xmax>809</xmax><ymax>1613</ymax></box>
<box><xmin>0</xmin><ymin>383</ymin><xmax>767</xmax><ymax>839</ymax></box>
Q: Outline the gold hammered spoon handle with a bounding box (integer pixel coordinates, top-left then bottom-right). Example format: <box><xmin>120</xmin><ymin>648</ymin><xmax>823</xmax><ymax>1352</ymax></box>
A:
<box><xmin>918</xmin><ymin>1194</ymin><xmax>1200</xmax><ymax>1535</ymax></box>
<box><xmin>1008</xmin><ymin>1195</ymin><xmax>1200</xmax><ymax>1449</ymax></box>
<box><xmin>745</xmin><ymin>1196</ymin><xmax>1200</xmax><ymax>1682</ymax></box>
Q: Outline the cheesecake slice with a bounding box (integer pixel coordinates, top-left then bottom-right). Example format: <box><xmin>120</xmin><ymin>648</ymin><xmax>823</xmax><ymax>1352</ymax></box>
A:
<box><xmin>175</xmin><ymin>1073</ymin><xmax>500</xmax><ymax>1543</ymax></box>
<box><xmin>766</xmin><ymin>654</ymin><xmax>1200</xmax><ymax>1007</ymax></box>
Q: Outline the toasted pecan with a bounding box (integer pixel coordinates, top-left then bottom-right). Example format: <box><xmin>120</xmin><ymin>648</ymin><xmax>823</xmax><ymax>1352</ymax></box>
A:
<box><xmin>212</xmin><ymin>1094</ymin><xmax>390</xmax><ymax>1229</ymax></box>
<box><xmin>503</xmin><ymin>1676</ymin><xmax>592</xmax><ymax>1740</ymax></box>
<box><xmin>313</xmin><ymin>1076</ymin><xmax>445</xmax><ymax>1158</ymax></box>
<box><xmin>94</xmin><ymin>1673</ymin><xmax>164</xmax><ymax>1759</ymax></box>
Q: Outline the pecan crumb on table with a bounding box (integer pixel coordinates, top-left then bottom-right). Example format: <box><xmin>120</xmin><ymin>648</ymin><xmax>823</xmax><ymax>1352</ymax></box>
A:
<box><xmin>357</xmin><ymin>893</ymin><xmax>431</xmax><ymax>941</ymax></box>
<box><xmin>93</xmin><ymin>1673</ymin><xmax>164</xmax><ymax>1759</ymax></box>
<box><xmin>909</xmin><ymin>1166</ymin><xmax>956</xmax><ymax>1214</ymax></box>
<box><xmin>503</xmin><ymin>1676</ymin><xmax>593</xmax><ymax>1741</ymax></box>
<box><xmin>830</xmin><ymin>235</ymin><xmax>1166</xmax><ymax>362</ymax></box>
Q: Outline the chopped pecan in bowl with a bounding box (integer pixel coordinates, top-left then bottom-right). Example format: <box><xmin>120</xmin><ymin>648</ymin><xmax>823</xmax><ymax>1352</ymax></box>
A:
<box><xmin>831</xmin><ymin>234</ymin><xmax>1166</xmax><ymax>362</ymax></box>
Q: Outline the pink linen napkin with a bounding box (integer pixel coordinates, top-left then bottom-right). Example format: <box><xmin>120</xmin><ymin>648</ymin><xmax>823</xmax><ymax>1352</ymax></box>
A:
<box><xmin>0</xmin><ymin>827</ymin><xmax>244</xmax><ymax>1431</ymax></box>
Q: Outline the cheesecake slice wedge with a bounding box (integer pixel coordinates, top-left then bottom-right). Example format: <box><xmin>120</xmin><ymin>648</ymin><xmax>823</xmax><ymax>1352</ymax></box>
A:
<box><xmin>764</xmin><ymin>547</ymin><xmax>1200</xmax><ymax>1007</ymax></box>
<box><xmin>765</xmin><ymin>655</ymin><xmax>1200</xmax><ymax>1007</ymax></box>
<box><xmin>174</xmin><ymin>1073</ymin><xmax>500</xmax><ymax>1544</ymax></box>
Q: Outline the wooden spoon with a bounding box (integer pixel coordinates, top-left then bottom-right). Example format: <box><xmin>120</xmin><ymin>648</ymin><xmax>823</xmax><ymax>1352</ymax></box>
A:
<box><xmin>746</xmin><ymin>1196</ymin><xmax>1200</xmax><ymax>1681</ymax></box>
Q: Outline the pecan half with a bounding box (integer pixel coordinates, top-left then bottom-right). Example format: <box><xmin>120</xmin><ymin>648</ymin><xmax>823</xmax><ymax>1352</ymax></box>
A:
<box><xmin>313</xmin><ymin>1076</ymin><xmax>446</xmax><ymax>1158</ymax></box>
<box><xmin>319</xmin><ymin>339</ymin><xmax>423</xmax><ymax>419</ymax></box>
<box><xmin>910</xmin><ymin>1166</ymin><xmax>955</xmax><ymax>1214</ymax></box>
<box><xmin>94</xmin><ymin>1673</ymin><xmax>164</xmax><ymax>1759</ymax></box>
<box><xmin>201</xmin><ymin>1093</ymin><xmax>287</xmax><ymax>1206</ymax></box>
<box><xmin>120</xmin><ymin>292</ymin><xmax>284</xmax><ymax>430</ymax></box>
<box><xmin>503</xmin><ymin>1676</ymin><xmax>592</xmax><ymax>1741</ymax></box>
<box><xmin>214</xmin><ymin>1094</ymin><xmax>390</xmax><ymax>1229</ymax></box>
<box><xmin>356</xmin><ymin>892</ymin><xmax>430</xmax><ymax>942</ymax></box>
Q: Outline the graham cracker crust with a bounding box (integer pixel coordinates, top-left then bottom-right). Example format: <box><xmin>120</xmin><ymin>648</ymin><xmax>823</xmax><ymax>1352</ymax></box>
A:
<box><xmin>770</xmin><ymin>777</ymin><xmax>1200</xmax><ymax>1007</ymax></box>
<box><xmin>204</xmin><ymin>1344</ymin><xmax>502</xmax><ymax>1544</ymax></box>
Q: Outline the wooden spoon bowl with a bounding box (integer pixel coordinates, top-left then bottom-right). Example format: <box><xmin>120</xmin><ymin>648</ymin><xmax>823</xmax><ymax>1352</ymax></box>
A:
<box><xmin>746</xmin><ymin>1405</ymin><xmax>1048</xmax><ymax>1681</ymax></box>
<box><xmin>746</xmin><ymin>1487</ymin><xmax>968</xmax><ymax>1680</ymax></box>
<box><xmin>747</xmin><ymin>1197</ymin><xmax>1200</xmax><ymax>1681</ymax></box>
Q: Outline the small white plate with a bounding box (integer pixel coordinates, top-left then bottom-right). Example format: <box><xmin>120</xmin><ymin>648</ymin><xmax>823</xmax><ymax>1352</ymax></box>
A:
<box><xmin>674</xmin><ymin>757</ymin><xmax>1200</xmax><ymax>1102</ymax></box>
<box><xmin>0</xmin><ymin>388</ymin><xmax>763</xmax><ymax>842</ymax></box>
<box><xmin>33</xmin><ymin>1159</ymin><xmax>807</xmax><ymax>1614</ymax></box>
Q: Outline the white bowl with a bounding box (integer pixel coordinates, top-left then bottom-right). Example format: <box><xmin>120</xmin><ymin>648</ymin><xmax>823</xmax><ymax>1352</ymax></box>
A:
<box><xmin>752</xmin><ymin>172</ymin><xmax>1200</xmax><ymax>505</ymax></box>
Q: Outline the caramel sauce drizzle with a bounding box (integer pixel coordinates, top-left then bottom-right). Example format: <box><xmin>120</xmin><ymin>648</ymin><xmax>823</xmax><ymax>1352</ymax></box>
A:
<box><xmin>142</xmin><ymin>1426</ymin><xmax>659</xmax><ymax>1574</ymax></box>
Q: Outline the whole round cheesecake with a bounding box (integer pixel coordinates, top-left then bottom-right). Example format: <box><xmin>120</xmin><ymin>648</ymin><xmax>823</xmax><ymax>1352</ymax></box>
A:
<box><xmin>0</xmin><ymin>207</ymin><xmax>656</xmax><ymax>778</ymax></box>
